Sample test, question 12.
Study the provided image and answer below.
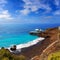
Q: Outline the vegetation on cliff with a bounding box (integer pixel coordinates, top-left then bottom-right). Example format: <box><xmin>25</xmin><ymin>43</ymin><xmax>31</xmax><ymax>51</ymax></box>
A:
<box><xmin>0</xmin><ymin>48</ymin><xmax>26</xmax><ymax>60</ymax></box>
<box><xmin>48</xmin><ymin>51</ymin><xmax>60</xmax><ymax>60</ymax></box>
<box><xmin>31</xmin><ymin>27</ymin><xmax>60</xmax><ymax>60</ymax></box>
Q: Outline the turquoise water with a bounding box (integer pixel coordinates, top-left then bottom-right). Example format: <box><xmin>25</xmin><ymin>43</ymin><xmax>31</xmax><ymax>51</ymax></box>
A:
<box><xmin>0</xmin><ymin>23</ymin><xmax>60</xmax><ymax>48</ymax></box>
<box><xmin>0</xmin><ymin>33</ymin><xmax>38</xmax><ymax>48</ymax></box>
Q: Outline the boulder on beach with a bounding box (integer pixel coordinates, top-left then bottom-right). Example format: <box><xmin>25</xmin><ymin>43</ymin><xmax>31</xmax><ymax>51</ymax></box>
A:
<box><xmin>10</xmin><ymin>45</ymin><xmax>16</xmax><ymax>51</ymax></box>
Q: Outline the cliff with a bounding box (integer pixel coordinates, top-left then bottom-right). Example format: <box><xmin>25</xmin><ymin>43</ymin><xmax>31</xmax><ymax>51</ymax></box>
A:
<box><xmin>18</xmin><ymin>27</ymin><xmax>59</xmax><ymax>60</ymax></box>
<box><xmin>31</xmin><ymin>27</ymin><xmax>60</xmax><ymax>60</ymax></box>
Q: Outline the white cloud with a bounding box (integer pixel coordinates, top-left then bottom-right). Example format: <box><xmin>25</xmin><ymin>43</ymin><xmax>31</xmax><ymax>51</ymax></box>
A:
<box><xmin>44</xmin><ymin>16</ymin><xmax>52</xmax><ymax>19</ymax></box>
<box><xmin>54</xmin><ymin>10</ymin><xmax>60</xmax><ymax>15</ymax></box>
<box><xmin>0</xmin><ymin>0</ymin><xmax>7</xmax><ymax>10</ymax></box>
<box><xmin>0</xmin><ymin>10</ymin><xmax>13</xmax><ymax>19</ymax></box>
<box><xmin>54</xmin><ymin>0</ymin><xmax>60</xmax><ymax>15</ymax></box>
<box><xmin>20</xmin><ymin>0</ymin><xmax>51</xmax><ymax>15</ymax></box>
<box><xmin>0</xmin><ymin>0</ymin><xmax>7</xmax><ymax>4</ymax></box>
<box><xmin>0</xmin><ymin>0</ymin><xmax>13</xmax><ymax>19</ymax></box>
<box><xmin>20</xmin><ymin>9</ymin><xmax>30</xmax><ymax>15</ymax></box>
<box><xmin>55</xmin><ymin>0</ymin><xmax>60</xmax><ymax>6</ymax></box>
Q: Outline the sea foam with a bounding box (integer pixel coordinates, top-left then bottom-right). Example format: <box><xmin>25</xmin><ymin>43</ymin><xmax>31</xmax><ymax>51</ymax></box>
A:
<box><xmin>17</xmin><ymin>37</ymin><xmax>44</xmax><ymax>49</ymax></box>
<box><xmin>9</xmin><ymin>37</ymin><xmax>45</xmax><ymax>52</ymax></box>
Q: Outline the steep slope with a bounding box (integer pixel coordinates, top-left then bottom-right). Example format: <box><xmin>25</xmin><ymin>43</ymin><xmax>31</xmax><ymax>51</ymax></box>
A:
<box><xmin>31</xmin><ymin>27</ymin><xmax>60</xmax><ymax>60</ymax></box>
<box><xmin>19</xmin><ymin>27</ymin><xmax>58</xmax><ymax>60</ymax></box>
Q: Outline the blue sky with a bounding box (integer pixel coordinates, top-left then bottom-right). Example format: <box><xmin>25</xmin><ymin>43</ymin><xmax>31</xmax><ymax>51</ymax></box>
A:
<box><xmin>0</xmin><ymin>0</ymin><xmax>60</xmax><ymax>24</ymax></box>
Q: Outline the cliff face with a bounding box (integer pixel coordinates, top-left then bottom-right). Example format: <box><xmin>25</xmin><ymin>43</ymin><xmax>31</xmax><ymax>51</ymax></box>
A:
<box><xmin>31</xmin><ymin>27</ymin><xmax>60</xmax><ymax>60</ymax></box>
<box><xmin>31</xmin><ymin>41</ymin><xmax>60</xmax><ymax>60</ymax></box>
<box><xmin>19</xmin><ymin>27</ymin><xmax>59</xmax><ymax>60</ymax></box>
<box><xmin>39</xmin><ymin>40</ymin><xmax>60</xmax><ymax>60</ymax></box>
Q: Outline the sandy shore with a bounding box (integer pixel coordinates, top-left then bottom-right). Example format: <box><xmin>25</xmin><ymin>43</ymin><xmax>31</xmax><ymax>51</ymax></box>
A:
<box><xmin>9</xmin><ymin>37</ymin><xmax>44</xmax><ymax>53</ymax></box>
<box><xmin>17</xmin><ymin>37</ymin><xmax>45</xmax><ymax>50</ymax></box>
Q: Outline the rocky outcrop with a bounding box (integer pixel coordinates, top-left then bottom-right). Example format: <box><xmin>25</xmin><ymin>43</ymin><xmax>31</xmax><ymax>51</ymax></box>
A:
<box><xmin>31</xmin><ymin>27</ymin><xmax>60</xmax><ymax>60</ymax></box>
<box><xmin>18</xmin><ymin>27</ymin><xmax>59</xmax><ymax>60</ymax></box>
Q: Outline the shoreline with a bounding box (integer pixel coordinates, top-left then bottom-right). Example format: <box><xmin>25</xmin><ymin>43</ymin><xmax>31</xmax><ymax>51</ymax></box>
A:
<box><xmin>0</xmin><ymin>27</ymin><xmax>58</xmax><ymax>60</ymax></box>
<box><xmin>9</xmin><ymin>37</ymin><xmax>45</xmax><ymax>52</ymax></box>
<box><xmin>17</xmin><ymin>37</ymin><xmax>45</xmax><ymax>49</ymax></box>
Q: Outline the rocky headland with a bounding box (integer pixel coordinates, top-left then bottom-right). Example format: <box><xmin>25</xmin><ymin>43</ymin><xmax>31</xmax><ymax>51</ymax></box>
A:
<box><xmin>17</xmin><ymin>27</ymin><xmax>59</xmax><ymax>60</ymax></box>
<box><xmin>31</xmin><ymin>27</ymin><xmax>60</xmax><ymax>60</ymax></box>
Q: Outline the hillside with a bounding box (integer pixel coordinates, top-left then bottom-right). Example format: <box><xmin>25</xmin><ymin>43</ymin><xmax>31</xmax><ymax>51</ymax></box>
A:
<box><xmin>31</xmin><ymin>27</ymin><xmax>60</xmax><ymax>60</ymax></box>
<box><xmin>0</xmin><ymin>27</ymin><xmax>59</xmax><ymax>60</ymax></box>
<box><xmin>0</xmin><ymin>48</ymin><xmax>26</xmax><ymax>60</ymax></box>
<box><xmin>19</xmin><ymin>27</ymin><xmax>59</xmax><ymax>60</ymax></box>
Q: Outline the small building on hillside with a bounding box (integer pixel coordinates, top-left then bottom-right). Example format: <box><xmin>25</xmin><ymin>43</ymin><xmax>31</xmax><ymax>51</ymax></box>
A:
<box><xmin>29</xmin><ymin>29</ymin><xmax>43</xmax><ymax>35</ymax></box>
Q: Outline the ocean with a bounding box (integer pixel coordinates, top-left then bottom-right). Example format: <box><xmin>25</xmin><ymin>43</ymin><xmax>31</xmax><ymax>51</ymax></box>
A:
<box><xmin>0</xmin><ymin>23</ymin><xmax>60</xmax><ymax>48</ymax></box>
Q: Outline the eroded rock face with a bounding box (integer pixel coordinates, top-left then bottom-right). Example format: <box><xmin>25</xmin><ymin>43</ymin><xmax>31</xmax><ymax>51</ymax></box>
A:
<box><xmin>31</xmin><ymin>41</ymin><xmax>60</xmax><ymax>60</ymax></box>
<box><xmin>31</xmin><ymin>27</ymin><xmax>59</xmax><ymax>60</ymax></box>
<box><xmin>39</xmin><ymin>41</ymin><xmax>60</xmax><ymax>60</ymax></box>
<box><xmin>38</xmin><ymin>27</ymin><xmax>58</xmax><ymax>37</ymax></box>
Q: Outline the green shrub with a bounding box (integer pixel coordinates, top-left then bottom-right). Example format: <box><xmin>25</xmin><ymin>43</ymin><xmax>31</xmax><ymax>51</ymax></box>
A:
<box><xmin>2</xmin><ymin>57</ymin><xmax>9</xmax><ymax>60</ymax></box>
<box><xmin>0</xmin><ymin>48</ymin><xmax>26</xmax><ymax>60</ymax></box>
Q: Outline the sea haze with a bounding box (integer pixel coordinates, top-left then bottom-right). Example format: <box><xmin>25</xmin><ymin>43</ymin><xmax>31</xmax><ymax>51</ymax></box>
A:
<box><xmin>0</xmin><ymin>23</ymin><xmax>60</xmax><ymax>34</ymax></box>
